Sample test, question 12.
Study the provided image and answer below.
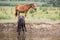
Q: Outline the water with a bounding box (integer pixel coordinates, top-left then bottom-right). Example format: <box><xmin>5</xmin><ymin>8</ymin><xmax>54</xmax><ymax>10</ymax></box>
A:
<box><xmin>0</xmin><ymin>23</ymin><xmax>60</xmax><ymax>40</ymax></box>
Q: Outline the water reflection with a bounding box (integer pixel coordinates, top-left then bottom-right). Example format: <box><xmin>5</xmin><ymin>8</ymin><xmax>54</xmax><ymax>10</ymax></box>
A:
<box><xmin>17</xmin><ymin>31</ymin><xmax>26</xmax><ymax>40</ymax></box>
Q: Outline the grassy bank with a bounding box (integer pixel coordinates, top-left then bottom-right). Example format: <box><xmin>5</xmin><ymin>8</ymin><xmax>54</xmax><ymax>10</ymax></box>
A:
<box><xmin>0</xmin><ymin>6</ymin><xmax>60</xmax><ymax>20</ymax></box>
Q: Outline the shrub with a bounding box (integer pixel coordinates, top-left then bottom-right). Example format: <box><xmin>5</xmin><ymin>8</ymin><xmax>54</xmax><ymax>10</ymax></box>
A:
<box><xmin>29</xmin><ymin>9</ymin><xmax>35</xmax><ymax>13</ymax></box>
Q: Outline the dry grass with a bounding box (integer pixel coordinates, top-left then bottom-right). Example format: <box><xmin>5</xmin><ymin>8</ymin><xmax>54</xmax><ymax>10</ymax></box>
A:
<box><xmin>0</xmin><ymin>6</ymin><xmax>60</xmax><ymax>20</ymax></box>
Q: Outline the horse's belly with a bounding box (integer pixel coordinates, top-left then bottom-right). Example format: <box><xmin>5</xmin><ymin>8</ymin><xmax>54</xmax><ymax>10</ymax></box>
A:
<box><xmin>20</xmin><ymin>11</ymin><xmax>24</xmax><ymax>13</ymax></box>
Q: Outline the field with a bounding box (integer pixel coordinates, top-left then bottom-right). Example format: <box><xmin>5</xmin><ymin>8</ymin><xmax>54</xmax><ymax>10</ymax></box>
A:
<box><xmin>0</xmin><ymin>6</ymin><xmax>60</xmax><ymax>21</ymax></box>
<box><xmin>0</xmin><ymin>6</ymin><xmax>60</xmax><ymax>40</ymax></box>
<box><xmin>0</xmin><ymin>22</ymin><xmax>60</xmax><ymax>40</ymax></box>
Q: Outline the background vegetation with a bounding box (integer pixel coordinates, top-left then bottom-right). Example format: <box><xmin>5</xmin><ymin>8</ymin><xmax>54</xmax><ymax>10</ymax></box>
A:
<box><xmin>0</xmin><ymin>0</ymin><xmax>60</xmax><ymax>7</ymax></box>
<box><xmin>0</xmin><ymin>7</ymin><xmax>60</xmax><ymax>20</ymax></box>
<box><xmin>0</xmin><ymin>0</ymin><xmax>60</xmax><ymax>21</ymax></box>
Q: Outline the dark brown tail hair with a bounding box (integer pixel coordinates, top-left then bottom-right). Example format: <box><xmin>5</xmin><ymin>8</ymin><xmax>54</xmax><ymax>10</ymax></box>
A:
<box><xmin>15</xmin><ymin>10</ymin><xmax>17</xmax><ymax>17</ymax></box>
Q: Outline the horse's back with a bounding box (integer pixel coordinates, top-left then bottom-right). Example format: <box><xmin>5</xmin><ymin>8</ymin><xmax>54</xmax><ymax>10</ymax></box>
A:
<box><xmin>16</xmin><ymin>5</ymin><xmax>27</xmax><ymax>11</ymax></box>
<box><xmin>18</xmin><ymin>16</ymin><xmax>25</xmax><ymax>24</ymax></box>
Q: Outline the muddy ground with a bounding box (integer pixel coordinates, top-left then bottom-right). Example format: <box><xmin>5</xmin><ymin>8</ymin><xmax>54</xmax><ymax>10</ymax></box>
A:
<box><xmin>0</xmin><ymin>22</ymin><xmax>60</xmax><ymax>40</ymax></box>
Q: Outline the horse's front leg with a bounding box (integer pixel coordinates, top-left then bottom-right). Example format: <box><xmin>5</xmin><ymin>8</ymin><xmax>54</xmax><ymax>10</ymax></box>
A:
<box><xmin>17</xmin><ymin>11</ymin><xmax>20</xmax><ymax>17</ymax></box>
<box><xmin>25</xmin><ymin>14</ymin><xmax>26</xmax><ymax>17</ymax></box>
<box><xmin>25</xmin><ymin>11</ymin><xmax>27</xmax><ymax>17</ymax></box>
<box><xmin>17</xmin><ymin>29</ymin><xmax>21</xmax><ymax>40</ymax></box>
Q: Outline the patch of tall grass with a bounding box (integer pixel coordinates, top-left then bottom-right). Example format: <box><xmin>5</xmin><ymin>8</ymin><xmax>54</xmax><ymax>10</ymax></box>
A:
<box><xmin>0</xmin><ymin>7</ymin><xmax>60</xmax><ymax>20</ymax></box>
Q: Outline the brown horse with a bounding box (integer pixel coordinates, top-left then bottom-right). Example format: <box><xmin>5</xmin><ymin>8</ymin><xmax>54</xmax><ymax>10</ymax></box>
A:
<box><xmin>15</xmin><ymin>3</ymin><xmax>36</xmax><ymax>17</ymax></box>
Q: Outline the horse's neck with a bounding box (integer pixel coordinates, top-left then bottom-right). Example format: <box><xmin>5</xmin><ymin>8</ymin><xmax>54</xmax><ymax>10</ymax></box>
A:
<box><xmin>27</xmin><ymin>5</ymin><xmax>32</xmax><ymax>9</ymax></box>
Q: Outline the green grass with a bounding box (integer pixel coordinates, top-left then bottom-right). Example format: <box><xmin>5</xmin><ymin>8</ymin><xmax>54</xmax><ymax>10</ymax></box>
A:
<box><xmin>0</xmin><ymin>7</ymin><xmax>60</xmax><ymax>20</ymax></box>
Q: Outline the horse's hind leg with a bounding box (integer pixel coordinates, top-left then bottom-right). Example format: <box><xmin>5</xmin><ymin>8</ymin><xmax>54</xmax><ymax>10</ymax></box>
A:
<box><xmin>15</xmin><ymin>10</ymin><xmax>20</xmax><ymax>17</ymax></box>
<box><xmin>22</xmin><ymin>24</ymin><xmax>27</xmax><ymax>32</ymax></box>
<box><xmin>22</xmin><ymin>27</ymin><xmax>26</xmax><ymax>40</ymax></box>
<box><xmin>22</xmin><ymin>33</ymin><xmax>25</xmax><ymax>40</ymax></box>
<box><xmin>24</xmin><ymin>24</ymin><xmax>27</xmax><ymax>32</ymax></box>
<box><xmin>21</xmin><ymin>24</ymin><xmax>26</xmax><ymax>40</ymax></box>
<box><xmin>17</xmin><ymin>30</ymin><xmax>21</xmax><ymax>40</ymax></box>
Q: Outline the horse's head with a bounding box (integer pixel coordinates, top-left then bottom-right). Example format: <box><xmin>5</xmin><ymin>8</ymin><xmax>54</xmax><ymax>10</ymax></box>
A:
<box><xmin>30</xmin><ymin>3</ymin><xmax>37</xmax><ymax>11</ymax></box>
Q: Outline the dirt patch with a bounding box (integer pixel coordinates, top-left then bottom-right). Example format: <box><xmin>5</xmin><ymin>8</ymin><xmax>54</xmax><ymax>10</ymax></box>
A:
<box><xmin>0</xmin><ymin>23</ymin><xmax>60</xmax><ymax>40</ymax></box>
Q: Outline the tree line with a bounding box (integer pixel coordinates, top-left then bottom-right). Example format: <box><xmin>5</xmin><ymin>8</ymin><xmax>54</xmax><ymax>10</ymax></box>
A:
<box><xmin>0</xmin><ymin>0</ymin><xmax>60</xmax><ymax>7</ymax></box>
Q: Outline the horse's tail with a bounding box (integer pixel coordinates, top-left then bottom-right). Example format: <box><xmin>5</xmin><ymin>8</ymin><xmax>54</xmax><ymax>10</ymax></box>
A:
<box><xmin>15</xmin><ymin>10</ymin><xmax>18</xmax><ymax>17</ymax></box>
